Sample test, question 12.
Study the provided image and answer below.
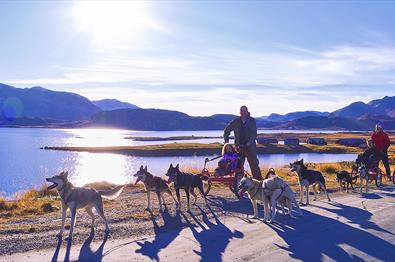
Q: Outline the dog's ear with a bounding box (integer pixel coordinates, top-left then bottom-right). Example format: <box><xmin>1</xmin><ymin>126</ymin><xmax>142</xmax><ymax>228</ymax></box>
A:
<box><xmin>300</xmin><ymin>158</ymin><xmax>304</xmax><ymax>163</ymax></box>
<box><xmin>175</xmin><ymin>164</ymin><xmax>179</xmax><ymax>170</ymax></box>
<box><xmin>63</xmin><ymin>171</ymin><xmax>69</xmax><ymax>179</ymax></box>
<box><xmin>144</xmin><ymin>165</ymin><xmax>147</xmax><ymax>171</ymax></box>
<box><xmin>170</xmin><ymin>163</ymin><xmax>173</xmax><ymax>168</ymax></box>
<box><xmin>140</xmin><ymin>165</ymin><xmax>144</xmax><ymax>171</ymax></box>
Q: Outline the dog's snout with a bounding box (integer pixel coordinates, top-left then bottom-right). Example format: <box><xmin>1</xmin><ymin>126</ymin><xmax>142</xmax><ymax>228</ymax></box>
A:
<box><xmin>46</xmin><ymin>178</ymin><xmax>50</xmax><ymax>181</ymax></box>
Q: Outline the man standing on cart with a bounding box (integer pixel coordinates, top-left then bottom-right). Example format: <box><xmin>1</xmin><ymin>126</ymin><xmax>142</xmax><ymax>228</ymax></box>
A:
<box><xmin>371</xmin><ymin>123</ymin><xmax>391</xmax><ymax>179</ymax></box>
<box><xmin>223</xmin><ymin>105</ymin><xmax>263</xmax><ymax>180</ymax></box>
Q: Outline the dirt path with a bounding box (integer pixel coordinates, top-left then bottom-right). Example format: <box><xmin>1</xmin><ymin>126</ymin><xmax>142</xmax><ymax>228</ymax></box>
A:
<box><xmin>1</xmin><ymin>186</ymin><xmax>395</xmax><ymax>261</ymax></box>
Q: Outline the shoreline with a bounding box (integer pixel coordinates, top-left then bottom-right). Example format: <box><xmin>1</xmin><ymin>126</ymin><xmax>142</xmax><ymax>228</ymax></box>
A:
<box><xmin>40</xmin><ymin>132</ymin><xmax>381</xmax><ymax>157</ymax></box>
<box><xmin>42</xmin><ymin>143</ymin><xmax>362</xmax><ymax>156</ymax></box>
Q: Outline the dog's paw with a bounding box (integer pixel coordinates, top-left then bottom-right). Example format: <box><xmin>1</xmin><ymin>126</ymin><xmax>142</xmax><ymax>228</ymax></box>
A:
<box><xmin>56</xmin><ymin>232</ymin><xmax>63</xmax><ymax>238</ymax></box>
<box><xmin>105</xmin><ymin>228</ymin><xmax>110</xmax><ymax>234</ymax></box>
<box><xmin>145</xmin><ymin>207</ymin><xmax>151</xmax><ymax>212</ymax></box>
<box><xmin>251</xmin><ymin>216</ymin><xmax>259</xmax><ymax>219</ymax></box>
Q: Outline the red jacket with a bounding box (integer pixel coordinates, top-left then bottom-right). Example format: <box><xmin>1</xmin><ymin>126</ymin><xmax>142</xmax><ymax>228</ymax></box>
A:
<box><xmin>371</xmin><ymin>131</ymin><xmax>391</xmax><ymax>151</ymax></box>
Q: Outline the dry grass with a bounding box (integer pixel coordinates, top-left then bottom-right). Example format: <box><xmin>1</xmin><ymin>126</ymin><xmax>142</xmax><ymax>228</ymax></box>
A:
<box><xmin>0</xmin><ymin>182</ymin><xmax>137</xmax><ymax>221</ymax></box>
<box><xmin>0</xmin><ymin>185</ymin><xmax>58</xmax><ymax>219</ymax></box>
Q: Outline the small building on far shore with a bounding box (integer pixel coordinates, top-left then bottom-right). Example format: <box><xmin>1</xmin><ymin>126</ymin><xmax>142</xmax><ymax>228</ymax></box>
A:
<box><xmin>306</xmin><ymin>138</ymin><xmax>327</xmax><ymax>145</ymax></box>
<box><xmin>257</xmin><ymin>137</ymin><xmax>279</xmax><ymax>145</ymax></box>
<box><xmin>336</xmin><ymin>138</ymin><xmax>366</xmax><ymax>148</ymax></box>
<box><xmin>284</xmin><ymin>138</ymin><xmax>300</xmax><ymax>146</ymax></box>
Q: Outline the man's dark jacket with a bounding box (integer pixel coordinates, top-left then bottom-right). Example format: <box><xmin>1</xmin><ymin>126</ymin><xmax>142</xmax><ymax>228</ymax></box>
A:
<box><xmin>223</xmin><ymin>117</ymin><xmax>257</xmax><ymax>146</ymax></box>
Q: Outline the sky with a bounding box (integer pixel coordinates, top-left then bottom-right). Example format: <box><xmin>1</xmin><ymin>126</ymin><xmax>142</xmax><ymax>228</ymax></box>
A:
<box><xmin>1</xmin><ymin>0</ymin><xmax>395</xmax><ymax>116</ymax></box>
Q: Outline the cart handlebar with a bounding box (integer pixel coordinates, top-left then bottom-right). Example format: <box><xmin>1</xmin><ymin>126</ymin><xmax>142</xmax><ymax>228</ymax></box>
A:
<box><xmin>205</xmin><ymin>155</ymin><xmax>222</xmax><ymax>163</ymax></box>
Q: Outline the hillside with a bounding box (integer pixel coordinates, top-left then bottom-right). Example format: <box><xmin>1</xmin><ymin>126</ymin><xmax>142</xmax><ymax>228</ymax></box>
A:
<box><xmin>0</xmin><ymin>83</ymin><xmax>101</xmax><ymax>121</ymax></box>
<box><xmin>263</xmin><ymin>111</ymin><xmax>329</xmax><ymax>122</ymax></box>
<box><xmin>330</xmin><ymin>96</ymin><xmax>395</xmax><ymax>119</ymax></box>
<box><xmin>92</xmin><ymin>99</ymin><xmax>139</xmax><ymax>111</ymax></box>
<box><xmin>90</xmin><ymin>109</ymin><xmax>278</xmax><ymax>130</ymax></box>
<box><xmin>1</xmin><ymin>84</ymin><xmax>394</xmax><ymax>130</ymax></box>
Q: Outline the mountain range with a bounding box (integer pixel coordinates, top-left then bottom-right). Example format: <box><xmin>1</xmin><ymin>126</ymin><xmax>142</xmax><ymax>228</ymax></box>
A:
<box><xmin>0</xmin><ymin>83</ymin><xmax>394</xmax><ymax>130</ymax></box>
<box><xmin>261</xmin><ymin>111</ymin><xmax>330</xmax><ymax>122</ymax></box>
<box><xmin>92</xmin><ymin>99</ymin><xmax>139</xmax><ymax>111</ymax></box>
<box><xmin>0</xmin><ymin>83</ymin><xmax>100</xmax><ymax>121</ymax></box>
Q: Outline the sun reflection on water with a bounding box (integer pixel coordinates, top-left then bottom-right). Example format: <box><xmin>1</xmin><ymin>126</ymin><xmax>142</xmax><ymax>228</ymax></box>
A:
<box><xmin>70</xmin><ymin>152</ymin><xmax>134</xmax><ymax>186</ymax></box>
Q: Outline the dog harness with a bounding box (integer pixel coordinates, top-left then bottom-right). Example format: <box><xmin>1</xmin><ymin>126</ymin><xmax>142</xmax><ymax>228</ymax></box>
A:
<box><xmin>249</xmin><ymin>181</ymin><xmax>264</xmax><ymax>199</ymax></box>
<box><xmin>274</xmin><ymin>184</ymin><xmax>289</xmax><ymax>202</ymax></box>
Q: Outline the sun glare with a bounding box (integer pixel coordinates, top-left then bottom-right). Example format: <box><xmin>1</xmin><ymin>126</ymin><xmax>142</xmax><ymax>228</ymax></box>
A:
<box><xmin>72</xmin><ymin>1</ymin><xmax>157</xmax><ymax>46</ymax></box>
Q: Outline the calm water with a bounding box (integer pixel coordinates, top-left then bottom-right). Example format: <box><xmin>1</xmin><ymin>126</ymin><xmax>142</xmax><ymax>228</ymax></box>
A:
<box><xmin>0</xmin><ymin>128</ymin><xmax>357</xmax><ymax>197</ymax></box>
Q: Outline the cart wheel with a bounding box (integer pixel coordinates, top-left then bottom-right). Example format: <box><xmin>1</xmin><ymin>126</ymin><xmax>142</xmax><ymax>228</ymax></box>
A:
<box><xmin>202</xmin><ymin>179</ymin><xmax>212</xmax><ymax>196</ymax></box>
<box><xmin>232</xmin><ymin>173</ymin><xmax>244</xmax><ymax>199</ymax></box>
<box><xmin>375</xmin><ymin>172</ymin><xmax>383</xmax><ymax>188</ymax></box>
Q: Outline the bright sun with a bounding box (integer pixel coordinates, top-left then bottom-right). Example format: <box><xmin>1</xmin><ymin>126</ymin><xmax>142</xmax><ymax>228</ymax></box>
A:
<box><xmin>72</xmin><ymin>1</ymin><xmax>157</xmax><ymax>46</ymax></box>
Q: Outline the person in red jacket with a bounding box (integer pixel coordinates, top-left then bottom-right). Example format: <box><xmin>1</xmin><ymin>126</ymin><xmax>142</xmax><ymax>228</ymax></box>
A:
<box><xmin>371</xmin><ymin>124</ymin><xmax>391</xmax><ymax>178</ymax></box>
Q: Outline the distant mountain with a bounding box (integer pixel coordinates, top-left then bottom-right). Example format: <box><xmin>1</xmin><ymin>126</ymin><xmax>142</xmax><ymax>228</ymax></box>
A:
<box><xmin>280</xmin><ymin>116</ymin><xmax>372</xmax><ymax>130</ymax></box>
<box><xmin>0</xmin><ymin>114</ymin><xmax>86</xmax><ymax>128</ymax></box>
<box><xmin>263</xmin><ymin>111</ymin><xmax>330</xmax><ymax>122</ymax></box>
<box><xmin>330</xmin><ymin>96</ymin><xmax>395</xmax><ymax>119</ymax></box>
<box><xmin>1</xmin><ymin>83</ymin><xmax>395</xmax><ymax>131</ymax></box>
<box><xmin>92</xmin><ymin>99</ymin><xmax>139</xmax><ymax>111</ymax></box>
<box><xmin>89</xmin><ymin>109</ymin><xmax>278</xmax><ymax>130</ymax></box>
<box><xmin>0</xmin><ymin>83</ymin><xmax>101</xmax><ymax>121</ymax></box>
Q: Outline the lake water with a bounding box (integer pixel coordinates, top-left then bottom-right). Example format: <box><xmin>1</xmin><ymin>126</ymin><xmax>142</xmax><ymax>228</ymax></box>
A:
<box><xmin>0</xmin><ymin>128</ymin><xmax>357</xmax><ymax>197</ymax></box>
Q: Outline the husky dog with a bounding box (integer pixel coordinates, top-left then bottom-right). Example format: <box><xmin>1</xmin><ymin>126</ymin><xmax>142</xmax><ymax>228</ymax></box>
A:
<box><xmin>264</xmin><ymin>168</ymin><xmax>277</xmax><ymax>179</ymax></box>
<box><xmin>262</xmin><ymin>176</ymin><xmax>302</xmax><ymax>219</ymax></box>
<box><xmin>165</xmin><ymin>164</ymin><xmax>208</xmax><ymax>211</ymax></box>
<box><xmin>238</xmin><ymin>176</ymin><xmax>270</xmax><ymax>221</ymax></box>
<box><xmin>358</xmin><ymin>163</ymin><xmax>369</xmax><ymax>193</ymax></box>
<box><xmin>238</xmin><ymin>176</ymin><xmax>301</xmax><ymax>222</ymax></box>
<box><xmin>46</xmin><ymin>171</ymin><xmax>124</xmax><ymax>240</ymax></box>
<box><xmin>336</xmin><ymin>170</ymin><xmax>358</xmax><ymax>192</ymax></box>
<box><xmin>290</xmin><ymin>159</ymin><xmax>331</xmax><ymax>205</ymax></box>
<box><xmin>134</xmin><ymin>165</ymin><xmax>177</xmax><ymax>211</ymax></box>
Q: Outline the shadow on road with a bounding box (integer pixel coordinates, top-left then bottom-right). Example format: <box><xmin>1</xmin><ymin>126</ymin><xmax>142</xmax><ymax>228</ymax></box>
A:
<box><xmin>181</xmin><ymin>206</ymin><xmax>244</xmax><ymax>262</ymax></box>
<box><xmin>50</xmin><ymin>228</ymin><xmax>108</xmax><ymax>262</ymax></box>
<box><xmin>317</xmin><ymin>201</ymin><xmax>394</xmax><ymax>236</ymax></box>
<box><xmin>51</xmin><ymin>236</ymin><xmax>63</xmax><ymax>262</ymax></box>
<box><xmin>208</xmin><ymin>196</ymin><xmax>262</xmax><ymax>220</ymax></box>
<box><xmin>77</xmin><ymin>228</ymin><xmax>109</xmax><ymax>262</ymax></box>
<box><xmin>270</xmin><ymin>209</ymin><xmax>395</xmax><ymax>261</ymax></box>
<box><xmin>135</xmin><ymin>207</ymin><xmax>188</xmax><ymax>262</ymax></box>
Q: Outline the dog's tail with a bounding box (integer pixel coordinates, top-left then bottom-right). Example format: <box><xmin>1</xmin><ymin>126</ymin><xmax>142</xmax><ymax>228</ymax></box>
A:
<box><xmin>99</xmin><ymin>185</ymin><xmax>125</xmax><ymax>200</ymax></box>
<box><xmin>319</xmin><ymin>176</ymin><xmax>326</xmax><ymax>189</ymax></box>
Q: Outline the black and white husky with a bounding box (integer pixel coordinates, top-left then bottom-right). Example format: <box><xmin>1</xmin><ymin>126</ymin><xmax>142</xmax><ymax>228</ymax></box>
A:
<box><xmin>290</xmin><ymin>159</ymin><xmax>331</xmax><ymax>205</ymax></box>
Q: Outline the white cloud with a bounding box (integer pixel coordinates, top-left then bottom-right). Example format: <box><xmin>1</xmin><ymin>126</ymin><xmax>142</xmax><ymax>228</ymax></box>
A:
<box><xmin>8</xmin><ymin>45</ymin><xmax>395</xmax><ymax>87</ymax></box>
<box><xmin>6</xmin><ymin>44</ymin><xmax>395</xmax><ymax>115</ymax></box>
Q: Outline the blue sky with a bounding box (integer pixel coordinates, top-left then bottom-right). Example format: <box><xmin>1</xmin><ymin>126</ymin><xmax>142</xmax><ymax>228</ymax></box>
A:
<box><xmin>1</xmin><ymin>1</ymin><xmax>395</xmax><ymax>116</ymax></box>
